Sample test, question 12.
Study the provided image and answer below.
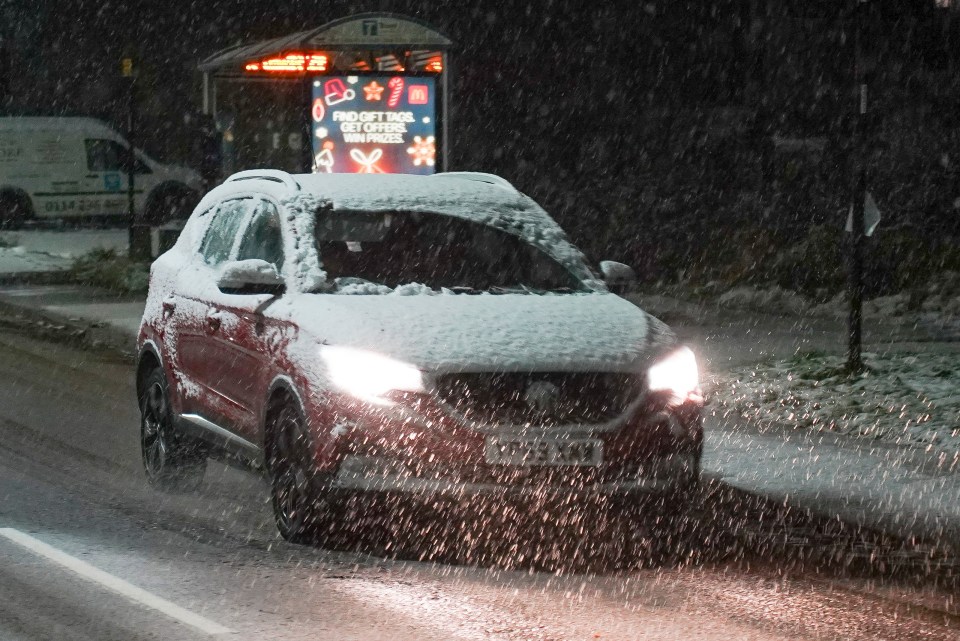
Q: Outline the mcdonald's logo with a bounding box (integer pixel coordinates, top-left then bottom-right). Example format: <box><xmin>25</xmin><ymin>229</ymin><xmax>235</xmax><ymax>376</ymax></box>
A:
<box><xmin>408</xmin><ymin>85</ymin><xmax>429</xmax><ymax>105</ymax></box>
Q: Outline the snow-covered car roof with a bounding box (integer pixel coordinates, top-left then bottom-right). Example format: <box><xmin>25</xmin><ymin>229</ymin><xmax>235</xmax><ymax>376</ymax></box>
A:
<box><xmin>297</xmin><ymin>173</ymin><xmax>536</xmax><ymax>218</ymax></box>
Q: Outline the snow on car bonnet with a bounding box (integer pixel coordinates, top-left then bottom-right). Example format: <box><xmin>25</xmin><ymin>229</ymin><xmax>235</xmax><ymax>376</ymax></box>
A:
<box><xmin>282</xmin><ymin>291</ymin><xmax>675</xmax><ymax>373</ymax></box>
<box><xmin>283</xmin><ymin>174</ymin><xmax>600</xmax><ymax>289</ymax></box>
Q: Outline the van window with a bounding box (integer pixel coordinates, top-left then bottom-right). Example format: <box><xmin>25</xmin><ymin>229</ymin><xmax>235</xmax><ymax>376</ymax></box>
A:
<box><xmin>85</xmin><ymin>139</ymin><xmax>151</xmax><ymax>174</ymax></box>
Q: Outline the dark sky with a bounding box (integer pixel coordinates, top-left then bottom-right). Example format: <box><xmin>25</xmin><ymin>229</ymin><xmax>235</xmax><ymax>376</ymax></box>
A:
<box><xmin>1</xmin><ymin>0</ymin><xmax>957</xmax><ymax>274</ymax></box>
<box><xmin>0</xmin><ymin>0</ymin><xmax>952</xmax><ymax>164</ymax></box>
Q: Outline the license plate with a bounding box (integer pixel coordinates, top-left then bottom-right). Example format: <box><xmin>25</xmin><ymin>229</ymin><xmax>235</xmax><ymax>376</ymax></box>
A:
<box><xmin>485</xmin><ymin>437</ymin><xmax>603</xmax><ymax>467</ymax></box>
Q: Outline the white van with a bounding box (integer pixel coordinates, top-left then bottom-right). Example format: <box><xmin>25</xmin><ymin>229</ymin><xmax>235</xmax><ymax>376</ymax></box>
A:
<box><xmin>0</xmin><ymin>117</ymin><xmax>202</xmax><ymax>228</ymax></box>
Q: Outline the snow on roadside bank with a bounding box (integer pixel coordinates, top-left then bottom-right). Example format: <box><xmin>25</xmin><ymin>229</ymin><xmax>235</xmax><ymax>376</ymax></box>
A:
<box><xmin>709</xmin><ymin>352</ymin><xmax>960</xmax><ymax>456</ymax></box>
<box><xmin>711</xmin><ymin>276</ymin><xmax>960</xmax><ymax>322</ymax></box>
<box><xmin>0</xmin><ymin>229</ymin><xmax>127</xmax><ymax>260</ymax></box>
<box><xmin>0</xmin><ymin>229</ymin><xmax>128</xmax><ymax>275</ymax></box>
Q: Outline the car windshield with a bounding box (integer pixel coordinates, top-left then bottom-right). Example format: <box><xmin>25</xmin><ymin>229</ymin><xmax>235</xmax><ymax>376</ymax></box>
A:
<box><xmin>314</xmin><ymin>210</ymin><xmax>589</xmax><ymax>293</ymax></box>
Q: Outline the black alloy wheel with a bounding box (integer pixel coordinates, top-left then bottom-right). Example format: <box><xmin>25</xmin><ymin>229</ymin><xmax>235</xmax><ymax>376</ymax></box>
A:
<box><xmin>139</xmin><ymin>368</ymin><xmax>206</xmax><ymax>491</ymax></box>
<box><xmin>269</xmin><ymin>402</ymin><xmax>339</xmax><ymax>543</ymax></box>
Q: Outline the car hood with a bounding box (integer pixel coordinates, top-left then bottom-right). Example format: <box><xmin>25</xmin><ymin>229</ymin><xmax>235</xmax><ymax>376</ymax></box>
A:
<box><xmin>281</xmin><ymin>292</ymin><xmax>675</xmax><ymax>373</ymax></box>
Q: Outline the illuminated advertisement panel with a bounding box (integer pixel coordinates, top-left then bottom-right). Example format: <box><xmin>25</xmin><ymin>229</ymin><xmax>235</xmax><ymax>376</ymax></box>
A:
<box><xmin>311</xmin><ymin>75</ymin><xmax>436</xmax><ymax>175</ymax></box>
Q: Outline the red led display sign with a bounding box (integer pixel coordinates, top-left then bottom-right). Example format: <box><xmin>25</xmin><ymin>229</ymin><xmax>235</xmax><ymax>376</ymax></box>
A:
<box><xmin>244</xmin><ymin>52</ymin><xmax>328</xmax><ymax>74</ymax></box>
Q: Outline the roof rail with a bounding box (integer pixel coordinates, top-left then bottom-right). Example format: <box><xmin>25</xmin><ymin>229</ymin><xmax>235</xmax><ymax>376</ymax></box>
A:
<box><xmin>225</xmin><ymin>169</ymin><xmax>301</xmax><ymax>191</ymax></box>
<box><xmin>432</xmin><ymin>172</ymin><xmax>516</xmax><ymax>193</ymax></box>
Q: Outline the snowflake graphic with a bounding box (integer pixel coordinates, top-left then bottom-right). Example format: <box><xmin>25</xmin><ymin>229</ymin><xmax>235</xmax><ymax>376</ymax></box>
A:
<box><xmin>406</xmin><ymin>135</ymin><xmax>436</xmax><ymax>167</ymax></box>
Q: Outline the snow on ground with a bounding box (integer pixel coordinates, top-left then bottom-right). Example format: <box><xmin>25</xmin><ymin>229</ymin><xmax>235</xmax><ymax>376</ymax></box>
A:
<box><xmin>711</xmin><ymin>275</ymin><xmax>960</xmax><ymax>323</ymax></box>
<box><xmin>717</xmin><ymin>285</ymin><xmax>810</xmax><ymax>316</ymax></box>
<box><xmin>0</xmin><ymin>229</ymin><xmax>127</xmax><ymax>274</ymax></box>
<box><xmin>709</xmin><ymin>351</ymin><xmax>960</xmax><ymax>455</ymax></box>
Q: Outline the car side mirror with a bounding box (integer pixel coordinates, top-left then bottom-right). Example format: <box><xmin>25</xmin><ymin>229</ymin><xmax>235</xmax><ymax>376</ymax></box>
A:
<box><xmin>600</xmin><ymin>260</ymin><xmax>637</xmax><ymax>294</ymax></box>
<box><xmin>217</xmin><ymin>259</ymin><xmax>285</xmax><ymax>295</ymax></box>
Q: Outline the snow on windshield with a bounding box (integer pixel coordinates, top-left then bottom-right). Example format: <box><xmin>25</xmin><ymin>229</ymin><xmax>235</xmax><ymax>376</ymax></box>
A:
<box><xmin>281</xmin><ymin>175</ymin><xmax>603</xmax><ymax>293</ymax></box>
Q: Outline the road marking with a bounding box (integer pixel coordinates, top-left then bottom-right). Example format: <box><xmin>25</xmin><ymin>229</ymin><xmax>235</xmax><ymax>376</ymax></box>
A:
<box><xmin>0</xmin><ymin>528</ymin><xmax>232</xmax><ymax>636</ymax></box>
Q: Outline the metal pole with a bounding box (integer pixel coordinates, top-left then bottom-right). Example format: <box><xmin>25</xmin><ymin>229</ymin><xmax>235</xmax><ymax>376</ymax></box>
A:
<box><xmin>847</xmin><ymin>1</ymin><xmax>868</xmax><ymax>373</ymax></box>
<box><xmin>0</xmin><ymin>38</ymin><xmax>10</xmax><ymax>114</ymax></box>
<box><xmin>125</xmin><ymin>68</ymin><xmax>150</xmax><ymax>262</ymax></box>
<box><xmin>211</xmin><ymin>80</ymin><xmax>218</xmax><ymax>119</ymax></box>
<box><xmin>441</xmin><ymin>51</ymin><xmax>450</xmax><ymax>172</ymax></box>
<box><xmin>302</xmin><ymin>76</ymin><xmax>313</xmax><ymax>173</ymax></box>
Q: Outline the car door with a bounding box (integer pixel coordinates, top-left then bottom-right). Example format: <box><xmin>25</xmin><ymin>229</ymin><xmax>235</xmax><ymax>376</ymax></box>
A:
<box><xmin>170</xmin><ymin>197</ymin><xmax>257</xmax><ymax>424</ymax></box>
<box><xmin>202</xmin><ymin>198</ymin><xmax>292</xmax><ymax>441</ymax></box>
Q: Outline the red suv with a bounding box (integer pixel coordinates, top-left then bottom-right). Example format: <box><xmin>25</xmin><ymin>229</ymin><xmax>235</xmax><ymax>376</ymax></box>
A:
<box><xmin>136</xmin><ymin>170</ymin><xmax>703</xmax><ymax>542</ymax></box>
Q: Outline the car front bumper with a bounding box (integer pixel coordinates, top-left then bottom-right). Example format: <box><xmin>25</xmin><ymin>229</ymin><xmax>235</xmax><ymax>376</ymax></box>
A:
<box><xmin>308</xmin><ymin>390</ymin><xmax>703</xmax><ymax>500</ymax></box>
<box><xmin>329</xmin><ymin>449</ymin><xmax>701</xmax><ymax>499</ymax></box>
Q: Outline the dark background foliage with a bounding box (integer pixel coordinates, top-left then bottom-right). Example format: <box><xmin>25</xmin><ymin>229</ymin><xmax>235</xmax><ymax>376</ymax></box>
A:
<box><xmin>2</xmin><ymin>0</ymin><xmax>959</xmax><ymax>293</ymax></box>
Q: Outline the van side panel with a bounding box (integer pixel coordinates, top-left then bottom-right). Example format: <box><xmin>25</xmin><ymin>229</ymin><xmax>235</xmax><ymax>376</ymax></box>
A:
<box><xmin>0</xmin><ymin>119</ymin><xmax>142</xmax><ymax>219</ymax></box>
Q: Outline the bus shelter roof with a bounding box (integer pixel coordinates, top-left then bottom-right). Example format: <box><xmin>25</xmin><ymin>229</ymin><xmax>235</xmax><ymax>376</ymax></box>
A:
<box><xmin>199</xmin><ymin>13</ymin><xmax>452</xmax><ymax>74</ymax></box>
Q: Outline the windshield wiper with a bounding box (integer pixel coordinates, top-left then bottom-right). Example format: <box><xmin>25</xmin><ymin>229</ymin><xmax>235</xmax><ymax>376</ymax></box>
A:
<box><xmin>489</xmin><ymin>285</ymin><xmax>580</xmax><ymax>295</ymax></box>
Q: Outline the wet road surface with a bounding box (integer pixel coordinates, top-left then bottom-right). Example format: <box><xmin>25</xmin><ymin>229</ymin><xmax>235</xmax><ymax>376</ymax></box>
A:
<box><xmin>0</xmin><ymin>327</ymin><xmax>957</xmax><ymax>640</ymax></box>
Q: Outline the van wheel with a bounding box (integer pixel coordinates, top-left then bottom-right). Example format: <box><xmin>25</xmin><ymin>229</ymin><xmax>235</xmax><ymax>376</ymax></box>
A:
<box><xmin>0</xmin><ymin>192</ymin><xmax>29</xmax><ymax>230</ymax></box>
<box><xmin>139</xmin><ymin>368</ymin><xmax>207</xmax><ymax>491</ymax></box>
<box><xmin>144</xmin><ymin>185</ymin><xmax>196</xmax><ymax>226</ymax></box>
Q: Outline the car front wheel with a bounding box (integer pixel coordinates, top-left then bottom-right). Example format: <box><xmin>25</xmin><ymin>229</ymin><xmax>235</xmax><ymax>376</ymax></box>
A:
<box><xmin>268</xmin><ymin>400</ymin><xmax>341</xmax><ymax>543</ymax></box>
<box><xmin>139</xmin><ymin>368</ymin><xmax>207</xmax><ymax>491</ymax></box>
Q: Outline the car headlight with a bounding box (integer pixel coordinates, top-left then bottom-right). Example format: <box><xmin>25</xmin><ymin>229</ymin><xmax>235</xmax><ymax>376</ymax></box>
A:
<box><xmin>647</xmin><ymin>346</ymin><xmax>699</xmax><ymax>403</ymax></box>
<box><xmin>320</xmin><ymin>345</ymin><xmax>424</xmax><ymax>406</ymax></box>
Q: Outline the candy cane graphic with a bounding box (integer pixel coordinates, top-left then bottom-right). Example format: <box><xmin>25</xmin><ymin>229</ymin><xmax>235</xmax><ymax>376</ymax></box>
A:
<box><xmin>350</xmin><ymin>148</ymin><xmax>385</xmax><ymax>173</ymax></box>
<box><xmin>387</xmin><ymin>77</ymin><xmax>404</xmax><ymax>108</ymax></box>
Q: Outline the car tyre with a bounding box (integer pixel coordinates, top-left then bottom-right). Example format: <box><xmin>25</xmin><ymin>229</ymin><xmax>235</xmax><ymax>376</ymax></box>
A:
<box><xmin>139</xmin><ymin>368</ymin><xmax>207</xmax><ymax>491</ymax></box>
<box><xmin>268</xmin><ymin>400</ymin><xmax>341</xmax><ymax>544</ymax></box>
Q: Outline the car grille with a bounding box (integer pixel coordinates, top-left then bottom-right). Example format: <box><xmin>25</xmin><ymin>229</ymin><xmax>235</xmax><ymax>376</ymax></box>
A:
<box><xmin>433</xmin><ymin>372</ymin><xmax>640</xmax><ymax>427</ymax></box>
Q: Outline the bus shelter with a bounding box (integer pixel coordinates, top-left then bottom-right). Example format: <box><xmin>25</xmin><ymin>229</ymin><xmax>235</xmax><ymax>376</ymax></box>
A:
<box><xmin>198</xmin><ymin>13</ymin><xmax>452</xmax><ymax>176</ymax></box>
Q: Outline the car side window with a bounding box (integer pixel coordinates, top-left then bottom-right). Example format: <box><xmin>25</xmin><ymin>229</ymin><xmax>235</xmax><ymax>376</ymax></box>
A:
<box><xmin>199</xmin><ymin>198</ymin><xmax>256</xmax><ymax>266</ymax></box>
<box><xmin>236</xmin><ymin>200</ymin><xmax>284</xmax><ymax>270</ymax></box>
<box><xmin>84</xmin><ymin>139</ymin><xmax>151</xmax><ymax>174</ymax></box>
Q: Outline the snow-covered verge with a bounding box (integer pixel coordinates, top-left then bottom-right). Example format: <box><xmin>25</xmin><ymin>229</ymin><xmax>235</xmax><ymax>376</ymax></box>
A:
<box><xmin>653</xmin><ymin>273</ymin><xmax>960</xmax><ymax>333</ymax></box>
<box><xmin>716</xmin><ymin>285</ymin><xmax>811</xmax><ymax>316</ymax></box>
<box><xmin>709</xmin><ymin>352</ymin><xmax>960</xmax><ymax>455</ymax></box>
<box><xmin>0</xmin><ymin>242</ymin><xmax>73</xmax><ymax>274</ymax></box>
<box><xmin>0</xmin><ymin>229</ymin><xmax>128</xmax><ymax>275</ymax></box>
<box><xmin>715</xmin><ymin>282</ymin><xmax>960</xmax><ymax>321</ymax></box>
<box><xmin>69</xmin><ymin>248</ymin><xmax>149</xmax><ymax>294</ymax></box>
